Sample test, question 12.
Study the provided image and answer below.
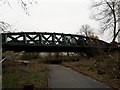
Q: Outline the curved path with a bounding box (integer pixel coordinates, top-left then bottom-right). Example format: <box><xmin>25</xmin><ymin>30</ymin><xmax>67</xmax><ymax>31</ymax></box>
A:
<box><xmin>48</xmin><ymin>64</ymin><xmax>112</xmax><ymax>88</ymax></box>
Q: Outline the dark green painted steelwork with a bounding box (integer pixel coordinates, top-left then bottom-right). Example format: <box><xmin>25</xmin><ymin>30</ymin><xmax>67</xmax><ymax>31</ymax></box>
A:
<box><xmin>2</xmin><ymin>32</ymin><xmax>110</xmax><ymax>52</ymax></box>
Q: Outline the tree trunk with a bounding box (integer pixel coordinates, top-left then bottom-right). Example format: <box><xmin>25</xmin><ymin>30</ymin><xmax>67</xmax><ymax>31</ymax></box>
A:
<box><xmin>108</xmin><ymin>29</ymin><xmax>120</xmax><ymax>52</ymax></box>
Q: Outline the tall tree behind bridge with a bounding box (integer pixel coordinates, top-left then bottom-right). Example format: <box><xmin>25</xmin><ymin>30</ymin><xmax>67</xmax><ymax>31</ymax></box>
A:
<box><xmin>91</xmin><ymin>0</ymin><xmax>120</xmax><ymax>43</ymax></box>
<box><xmin>79</xmin><ymin>24</ymin><xmax>94</xmax><ymax>37</ymax></box>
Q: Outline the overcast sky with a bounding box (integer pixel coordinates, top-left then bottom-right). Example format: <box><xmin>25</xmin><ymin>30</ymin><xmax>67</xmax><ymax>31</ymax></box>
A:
<box><xmin>0</xmin><ymin>0</ymin><xmax>110</xmax><ymax>42</ymax></box>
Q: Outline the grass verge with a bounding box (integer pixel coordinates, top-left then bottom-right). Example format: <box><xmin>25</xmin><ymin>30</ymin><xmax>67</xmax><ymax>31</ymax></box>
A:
<box><xmin>2</xmin><ymin>59</ymin><xmax>49</xmax><ymax>89</ymax></box>
<box><xmin>62</xmin><ymin>58</ymin><xmax>120</xmax><ymax>90</ymax></box>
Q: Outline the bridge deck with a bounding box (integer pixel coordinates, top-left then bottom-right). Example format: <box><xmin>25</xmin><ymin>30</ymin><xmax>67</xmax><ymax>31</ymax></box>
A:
<box><xmin>2</xmin><ymin>32</ymin><xmax>110</xmax><ymax>54</ymax></box>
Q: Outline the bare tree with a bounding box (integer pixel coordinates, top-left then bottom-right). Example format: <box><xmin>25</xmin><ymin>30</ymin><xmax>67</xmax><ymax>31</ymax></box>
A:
<box><xmin>79</xmin><ymin>24</ymin><xmax>94</xmax><ymax>37</ymax></box>
<box><xmin>0</xmin><ymin>0</ymin><xmax>37</xmax><ymax>32</ymax></box>
<box><xmin>91</xmin><ymin>0</ymin><xmax>120</xmax><ymax>43</ymax></box>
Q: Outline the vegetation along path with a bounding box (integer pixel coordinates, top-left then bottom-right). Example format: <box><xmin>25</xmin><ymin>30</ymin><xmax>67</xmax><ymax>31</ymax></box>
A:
<box><xmin>48</xmin><ymin>64</ymin><xmax>112</xmax><ymax>88</ymax></box>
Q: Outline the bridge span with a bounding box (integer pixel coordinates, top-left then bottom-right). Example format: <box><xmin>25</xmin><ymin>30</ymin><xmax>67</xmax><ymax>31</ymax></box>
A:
<box><xmin>2</xmin><ymin>32</ymin><xmax>110</xmax><ymax>54</ymax></box>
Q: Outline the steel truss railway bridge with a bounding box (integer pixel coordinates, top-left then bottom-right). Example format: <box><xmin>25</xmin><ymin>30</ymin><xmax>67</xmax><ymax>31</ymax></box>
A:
<box><xmin>2</xmin><ymin>32</ymin><xmax>110</xmax><ymax>55</ymax></box>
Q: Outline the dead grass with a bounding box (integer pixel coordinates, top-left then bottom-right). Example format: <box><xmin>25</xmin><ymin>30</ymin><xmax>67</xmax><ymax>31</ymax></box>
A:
<box><xmin>62</xmin><ymin>55</ymin><xmax>120</xmax><ymax>90</ymax></box>
<box><xmin>2</xmin><ymin>59</ymin><xmax>49</xmax><ymax>89</ymax></box>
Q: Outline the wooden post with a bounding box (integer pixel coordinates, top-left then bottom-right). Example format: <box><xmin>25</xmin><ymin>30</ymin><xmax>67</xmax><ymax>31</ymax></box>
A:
<box><xmin>23</xmin><ymin>84</ymin><xmax>34</xmax><ymax>90</ymax></box>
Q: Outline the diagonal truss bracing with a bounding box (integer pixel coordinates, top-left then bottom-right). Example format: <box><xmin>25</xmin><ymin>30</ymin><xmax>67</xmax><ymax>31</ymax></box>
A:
<box><xmin>2</xmin><ymin>32</ymin><xmax>110</xmax><ymax>52</ymax></box>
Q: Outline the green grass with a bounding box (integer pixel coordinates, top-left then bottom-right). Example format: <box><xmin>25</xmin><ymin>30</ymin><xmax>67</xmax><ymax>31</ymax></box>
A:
<box><xmin>2</xmin><ymin>60</ymin><xmax>48</xmax><ymax>88</ymax></box>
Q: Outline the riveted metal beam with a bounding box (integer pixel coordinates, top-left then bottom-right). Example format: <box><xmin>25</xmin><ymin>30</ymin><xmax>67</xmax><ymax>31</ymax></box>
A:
<box><xmin>1</xmin><ymin>32</ymin><xmax>110</xmax><ymax>52</ymax></box>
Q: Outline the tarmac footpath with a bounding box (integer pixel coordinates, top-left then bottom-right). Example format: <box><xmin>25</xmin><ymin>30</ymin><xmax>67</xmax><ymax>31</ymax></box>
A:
<box><xmin>48</xmin><ymin>64</ymin><xmax>112</xmax><ymax>89</ymax></box>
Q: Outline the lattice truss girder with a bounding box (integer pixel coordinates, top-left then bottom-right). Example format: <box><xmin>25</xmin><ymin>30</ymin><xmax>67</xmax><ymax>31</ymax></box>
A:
<box><xmin>2</xmin><ymin>32</ymin><xmax>110</xmax><ymax>47</ymax></box>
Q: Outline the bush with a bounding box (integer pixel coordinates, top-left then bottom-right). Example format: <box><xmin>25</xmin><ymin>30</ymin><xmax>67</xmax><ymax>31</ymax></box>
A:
<box><xmin>21</xmin><ymin>53</ymin><xmax>39</xmax><ymax>60</ymax></box>
<box><xmin>94</xmin><ymin>52</ymin><xmax>120</xmax><ymax>79</ymax></box>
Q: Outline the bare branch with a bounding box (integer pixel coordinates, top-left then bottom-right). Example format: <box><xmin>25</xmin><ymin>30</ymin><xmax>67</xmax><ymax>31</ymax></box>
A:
<box><xmin>0</xmin><ymin>21</ymin><xmax>10</xmax><ymax>32</ymax></box>
<box><xmin>104</xmin><ymin>0</ymin><xmax>113</xmax><ymax>10</ymax></box>
<box><xmin>79</xmin><ymin>24</ymin><xmax>94</xmax><ymax>37</ymax></box>
<box><xmin>0</xmin><ymin>0</ymin><xmax>37</xmax><ymax>15</ymax></box>
<box><xmin>91</xmin><ymin>0</ymin><xmax>120</xmax><ymax>42</ymax></box>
